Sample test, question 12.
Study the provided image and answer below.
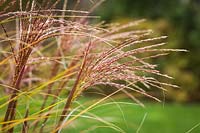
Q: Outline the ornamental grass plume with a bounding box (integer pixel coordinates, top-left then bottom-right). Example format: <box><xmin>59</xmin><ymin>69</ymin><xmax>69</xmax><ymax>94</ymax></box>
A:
<box><xmin>0</xmin><ymin>0</ymin><xmax>186</xmax><ymax>132</ymax></box>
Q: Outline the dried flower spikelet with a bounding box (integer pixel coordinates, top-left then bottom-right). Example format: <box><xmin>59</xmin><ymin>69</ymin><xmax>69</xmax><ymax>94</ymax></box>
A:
<box><xmin>64</xmin><ymin>22</ymin><xmax>186</xmax><ymax>102</ymax></box>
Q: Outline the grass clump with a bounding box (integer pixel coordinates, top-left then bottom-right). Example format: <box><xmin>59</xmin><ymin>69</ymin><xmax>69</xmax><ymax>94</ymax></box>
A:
<box><xmin>0</xmin><ymin>0</ymin><xmax>186</xmax><ymax>132</ymax></box>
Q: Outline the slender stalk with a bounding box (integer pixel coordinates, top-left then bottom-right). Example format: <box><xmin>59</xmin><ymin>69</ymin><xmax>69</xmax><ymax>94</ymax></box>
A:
<box><xmin>34</xmin><ymin>58</ymin><xmax>79</xmax><ymax>132</ymax></box>
<box><xmin>3</xmin><ymin>64</ymin><xmax>26</xmax><ymax>133</ymax></box>
<box><xmin>32</xmin><ymin>57</ymin><xmax>60</xmax><ymax>131</ymax></box>
<box><xmin>56</xmin><ymin>64</ymin><xmax>83</xmax><ymax>130</ymax></box>
<box><xmin>56</xmin><ymin>42</ymin><xmax>91</xmax><ymax>131</ymax></box>
<box><xmin>39</xmin><ymin>81</ymin><xmax>67</xmax><ymax>133</ymax></box>
<box><xmin>36</xmin><ymin>0</ymin><xmax>69</xmax><ymax>121</ymax></box>
<box><xmin>0</xmin><ymin>24</ymin><xmax>17</xmax><ymax>63</ymax></box>
<box><xmin>22</xmin><ymin>109</ymin><xmax>29</xmax><ymax>133</ymax></box>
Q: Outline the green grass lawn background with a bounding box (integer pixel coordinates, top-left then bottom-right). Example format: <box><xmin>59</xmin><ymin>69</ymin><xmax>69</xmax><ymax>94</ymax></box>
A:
<box><xmin>0</xmin><ymin>97</ymin><xmax>200</xmax><ymax>133</ymax></box>
<box><xmin>64</xmin><ymin>99</ymin><xmax>200</xmax><ymax>133</ymax></box>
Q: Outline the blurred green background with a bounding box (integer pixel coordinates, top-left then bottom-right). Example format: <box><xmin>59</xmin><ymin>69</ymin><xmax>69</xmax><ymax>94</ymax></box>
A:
<box><xmin>94</xmin><ymin>0</ymin><xmax>200</xmax><ymax>103</ymax></box>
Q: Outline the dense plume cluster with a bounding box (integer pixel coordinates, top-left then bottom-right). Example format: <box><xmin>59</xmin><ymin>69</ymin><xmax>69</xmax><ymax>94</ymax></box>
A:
<box><xmin>0</xmin><ymin>0</ymin><xmax>185</xmax><ymax>132</ymax></box>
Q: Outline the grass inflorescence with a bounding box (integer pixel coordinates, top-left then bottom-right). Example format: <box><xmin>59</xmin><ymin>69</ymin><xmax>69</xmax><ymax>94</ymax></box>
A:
<box><xmin>0</xmin><ymin>0</ymin><xmax>186</xmax><ymax>132</ymax></box>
